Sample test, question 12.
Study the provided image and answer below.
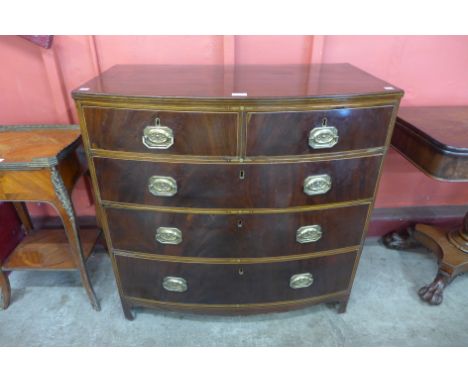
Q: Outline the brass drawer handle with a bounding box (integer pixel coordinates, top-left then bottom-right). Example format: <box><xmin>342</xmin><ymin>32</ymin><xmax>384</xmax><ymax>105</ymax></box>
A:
<box><xmin>296</xmin><ymin>225</ymin><xmax>322</xmax><ymax>244</ymax></box>
<box><xmin>290</xmin><ymin>272</ymin><xmax>314</xmax><ymax>289</ymax></box>
<box><xmin>156</xmin><ymin>227</ymin><xmax>182</xmax><ymax>245</ymax></box>
<box><xmin>142</xmin><ymin>118</ymin><xmax>174</xmax><ymax>149</ymax></box>
<box><xmin>309</xmin><ymin>126</ymin><xmax>338</xmax><ymax>149</ymax></box>
<box><xmin>303</xmin><ymin>174</ymin><xmax>332</xmax><ymax>196</ymax></box>
<box><xmin>148</xmin><ymin>175</ymin><xmax>177</xmax><ymax>197</ymax></box>
<box><xmin>162</xmin><ymin>276</ymin><xmax>188</xmax><ymax>293</ymax></box>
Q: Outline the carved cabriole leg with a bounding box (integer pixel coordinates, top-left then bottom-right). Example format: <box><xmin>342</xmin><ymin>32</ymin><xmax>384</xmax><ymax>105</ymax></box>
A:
<box><xmin>50</xmin><ymin>166</ymin><xmax>100</xmax><ymax>311</ymax></box>
<box><xmin>414</xmin><ymin>222</ymin><xmax>468</xmax><ymax>305</ymax></box>
<box><xmin>0</xmin><ymin>270</ymin><xmax>11</xmax><ymax>309</ymax></box>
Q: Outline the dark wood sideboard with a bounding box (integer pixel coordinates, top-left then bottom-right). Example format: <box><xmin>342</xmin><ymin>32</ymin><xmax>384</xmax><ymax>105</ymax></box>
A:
<box><xmin>72</xmin><ymin>64</ymin><xmax>403</xmax><ymax>319</ymax></box>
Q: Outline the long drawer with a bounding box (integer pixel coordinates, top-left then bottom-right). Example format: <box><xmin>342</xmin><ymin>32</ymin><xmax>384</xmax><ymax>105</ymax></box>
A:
<box><xmin>94</xmin><ymin>156</ymin><xmax>381</xmax><ymax>209</ymax></box>
<box><xmin>115</xmin><ymin>251</ymin><xmax>357</xmax><ymax>305</ymax></box>
<box><xmin>105</xmin><ymin>204</ymin><xmax>368</xmax><ymax>258</ymax></box>
<box><xmin>83</xmin><ymin>107</ymin><xmax>239</xmax><ymax>156</ymax></box>
<box><xmin>246</xmin><ymin>106</ymin><xmax>393</xmax><ymax>156</ymax></box>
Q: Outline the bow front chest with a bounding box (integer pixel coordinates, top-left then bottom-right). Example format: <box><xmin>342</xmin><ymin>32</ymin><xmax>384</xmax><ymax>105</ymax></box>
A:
<box><xmin>73</xmin><ymin>64</ymin><xmax>403</xmax><ymax>320</ymax></box>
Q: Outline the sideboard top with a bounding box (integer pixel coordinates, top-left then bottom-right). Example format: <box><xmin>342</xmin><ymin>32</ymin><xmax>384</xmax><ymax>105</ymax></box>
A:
<box><xmin>72</xmin><ymin>63</ymin><xmax>403</xmax><ymax>101</ymax></box>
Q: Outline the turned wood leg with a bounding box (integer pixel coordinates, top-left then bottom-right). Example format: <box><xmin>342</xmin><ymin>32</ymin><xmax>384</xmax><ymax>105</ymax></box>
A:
<box><xmin>0</xmin><ymin>270</ymin><xmax>11</xmax><ymax>310</ymax></box>
<box><xmin>12</xmin><ymin>202</ymin><xmax>33</xmax><ymax>234</ymax></box>
<box><xmin>382</xmin><ymin>225</ymin><xmax>421</xmax><ymax>250</ymax></box>
<box><xmin>50</xmin><ymin>166</ymin><xmax>100</xmax><ymax>311</ymax></box>
<box><xmin>448</xmin><ymin>212</ymin><xmax>468</xmax><ymax>254</ymax></box>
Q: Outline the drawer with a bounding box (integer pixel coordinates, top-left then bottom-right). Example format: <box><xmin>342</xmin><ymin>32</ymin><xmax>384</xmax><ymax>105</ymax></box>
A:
<box><xmin>94</xmin><ymin>156</ymin><xmax>381</xmax><ymax>209</ymax></box>
<box><xmin>106</xmin><ymin>204</ymin><xmax>368</xmax><ymax>258</ymax></box>
<box><xmin>83</xmin><ymin>107</ymin><xmax>238</xmax><ymax>156</ymax></box>
<box><xmin>115</xmin><ymin>251</ymin><xmax>357</xmax><ymax>305</ymax></box>
<box><xmin>246</xmin><ymin>106</ymin><xmax>394</xmax><ymax>156</ymax></box>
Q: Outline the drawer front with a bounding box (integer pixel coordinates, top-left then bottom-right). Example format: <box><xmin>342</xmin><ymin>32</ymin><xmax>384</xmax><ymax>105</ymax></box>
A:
<box><xmin>94</xmin><ymin>156</ymin><xmax>381</xmax><ymax>208</ymax></box>
<box><xmin>115</xmin><ymin>252</ymin><xmax>356</xmax><ymax>304</ymax></box>
<box><xmin>246</xmin><ymin>106</ymin><xmax>394</xmax><ymax>156</ymax></box>
<box><xmin>83</xmin><ymin>107</ymin><xmax>238</xmax><ymax>156</ymax></box>
<box><xmin>106</xmin><ymin>204</ymin><xmax>368</xmax><ymax>258</ymax></box>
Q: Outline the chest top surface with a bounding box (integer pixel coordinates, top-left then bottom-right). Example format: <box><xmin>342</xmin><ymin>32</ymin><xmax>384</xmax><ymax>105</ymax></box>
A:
<box><xmin>397</xmin><ymin>106</ymin><xmax>468</xmax><ymax>154</ymax></box>
<box><xmin>72</xmin><ymin>63</ymin><xmax>402</xmax><ymax>100</ymax></box>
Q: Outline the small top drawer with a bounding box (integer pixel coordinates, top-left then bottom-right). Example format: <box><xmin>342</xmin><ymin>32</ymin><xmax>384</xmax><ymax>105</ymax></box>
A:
<box><xmin>83</xmin><ymin>107</ymin><xmax>239</xmax><ymax>156</ymax></box>
<box><xmin>246</xmin><ymin>106</ymin><xmax>394</xmax><ymax>156</ymax></box>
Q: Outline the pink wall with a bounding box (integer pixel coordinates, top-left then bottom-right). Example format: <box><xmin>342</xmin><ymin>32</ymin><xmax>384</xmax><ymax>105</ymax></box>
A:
<box><xmin>1</xmin><ymin>35</ymin><xmax>467</xmax><ymax>220</ymax></box>
<box><xmin>319</xmin><ymin>35</ymin><xmax>468</xmax><ymax>208</ymax></box>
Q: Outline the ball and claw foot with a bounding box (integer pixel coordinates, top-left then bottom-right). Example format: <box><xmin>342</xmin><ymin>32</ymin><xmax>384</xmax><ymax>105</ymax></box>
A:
<box><xmin>382</xmin><ymin>226</ymin><xmax>421</xmax><ymax>250</ymax></box>
<box><xmin>418</xmin><ymin>272</ymin><xmax>450</xmax><ymax>305</ymax></box>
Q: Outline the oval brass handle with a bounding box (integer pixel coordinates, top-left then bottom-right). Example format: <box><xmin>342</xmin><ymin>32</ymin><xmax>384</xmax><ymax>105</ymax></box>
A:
<box><xmin>162</xmin><ymin>276</ymin><xmax>188</xmax><ymax>293</ymax></box>
<box><xmin>290</xmin><ymin>272</ymin><xmax>314</xmax><ymax>289</ymax></box>
<box><xmin>142</xmin><ymin>118</ymin><xmax>174</xmax><ymax>149</ymax></box>
<box><xmin>309</xmin><ymin>126</ymin><xmax>338</xmax><ymax>149</ymax></box>
<box><xmin>148</xmin><ymin>175</ymin><xmax>177</xmax><ymax>197</ymax></box>
<box><xmin>296</xmin><ymin>225</ymin><xmax>322</xmax><ymax>244</ymax></box>
<box><xmin>303</xmin><ymin>174</ymin><xmax>332</xmax><ymax>196</ymax></box>
<box><xmin>156</xmin><ymin>227</ymin><xmax>182</xmax><ymax>245</ymax></box>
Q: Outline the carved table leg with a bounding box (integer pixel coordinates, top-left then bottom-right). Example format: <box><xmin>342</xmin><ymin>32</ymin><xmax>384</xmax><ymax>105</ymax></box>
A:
<box><xmin>418</xmin><ymin>271</ymin><xmax>450</xmax><ymax>305</ymax></box>
<box><xmin>0</xmin><ymin>270</ymin><xmax>11</xmax><ymax>309</ymax></box>
<box><xmin>382</xmin><ymin>225</ymin><xmax>421</xmax><ymax>250</ymax></box>
<box><xmin>413</xmin><ymin>216</ymin><xmax>468</xmax><ymax>306</ymax></box>
<box><xmin>448</xmin><ymin>211</ymin><xmax>468</xmax><ymax>254</ymax></box>
<box><xmin>50</xmin><ymin>166</ymin><xmax>100</xmax><ymax>311</ymax></box>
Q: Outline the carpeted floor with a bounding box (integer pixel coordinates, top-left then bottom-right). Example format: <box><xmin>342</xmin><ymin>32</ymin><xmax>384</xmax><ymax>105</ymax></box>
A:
<box><xmin>1</xmin><ymin>238</ymin><xmax>468</xmax><ymax>346</ymax></box>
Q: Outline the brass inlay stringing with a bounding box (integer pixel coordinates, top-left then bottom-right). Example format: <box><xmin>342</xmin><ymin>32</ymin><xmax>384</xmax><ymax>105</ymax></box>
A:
<box><xmin>155</xmin><ymin>227</ymin><xmax>182</xmax><ymax>245</ymax></box>
<box><xmin>162</xmin><ymin>276</ymin><xmax>188</xmax><ymax>293</ymax></box>
<box><xmin>303</xmin><ymin>174</ymin><xmax>332</xmax><ymax>196</ymax></box>
<box><xmin>101</xmin><ymin>198</ymin><xmax>372</xmax><ymax>215</ymax></box>
<box><xmin>148</xmin><ymin>175</ymin><xmax>177</xmax><ymax>197</ymax></box>
<box><xmin>114</xmin><ymin>245</ymin><xmax>359</xmax><ymax>264</ymax></box>
<box><xmin>142</xmin><ymin>118</ymin><xmax>174</xmax><ymax>149</ymax></box>
<box><xmin>127</xmin><ymin>289</ymin><xmax>348</xmax><ymax>309</ymax></box>
<box><xmin>89</xmin><ymin>146</ymin><xmax>385</xmax><ymax>164</ymax></box>
<box><xmin>296</xmin><ymin>225</ymin><xmax>322</xmax><ymax>244</ymax></box>
<box><xmin>289</xmin><ymin>273</ymin><xmax>314</xmax><ymax>289</ymax></box>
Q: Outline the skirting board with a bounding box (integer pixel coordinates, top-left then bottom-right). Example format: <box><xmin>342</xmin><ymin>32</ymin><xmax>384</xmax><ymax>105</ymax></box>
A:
<box><xmin>368</xmin><ymin>204</ymin><xmax>467</xmax><ymax>237</ymax></box>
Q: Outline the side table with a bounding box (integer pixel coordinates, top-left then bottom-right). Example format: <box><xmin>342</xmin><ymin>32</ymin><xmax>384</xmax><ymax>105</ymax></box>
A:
<box><xmin>0</xmin><ymin>125</ymin><xmax>100</xmax><ymax>310</ymax></box>
<box><xmin>383</xmin><ymin>106</ymin><xmax>468</xmax><ymax>305</ymax></box>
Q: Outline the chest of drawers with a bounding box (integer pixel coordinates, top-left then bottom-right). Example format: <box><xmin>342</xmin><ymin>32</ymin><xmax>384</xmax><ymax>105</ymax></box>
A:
<box><xmin>73</xmin><ymin>64</ymin><xmax>403</xmax><ymax>320</ymax></box>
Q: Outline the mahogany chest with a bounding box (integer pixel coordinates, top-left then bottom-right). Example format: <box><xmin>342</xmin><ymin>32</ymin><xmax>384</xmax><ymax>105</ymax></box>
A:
<box><xmin>73</xmin><ymin>64</ymin><xmax>403</xmax><ymax>319</ymax></box>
